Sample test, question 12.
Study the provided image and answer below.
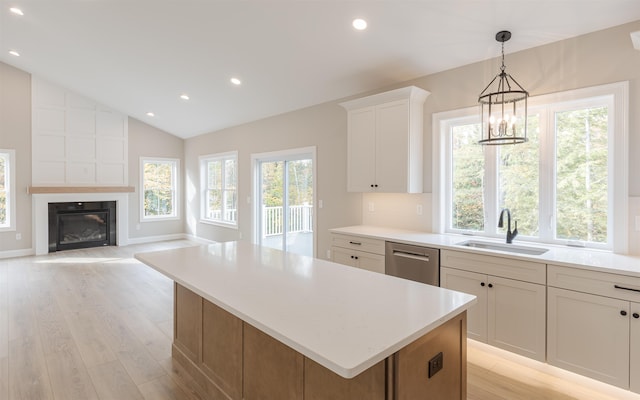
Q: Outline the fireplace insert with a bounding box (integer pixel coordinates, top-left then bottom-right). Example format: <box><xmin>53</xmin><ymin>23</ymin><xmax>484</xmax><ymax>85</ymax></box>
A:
<box><xmin>48</xmin><ymin>201</ymin><xmax>117</xmax><ymax>252</ymax></box>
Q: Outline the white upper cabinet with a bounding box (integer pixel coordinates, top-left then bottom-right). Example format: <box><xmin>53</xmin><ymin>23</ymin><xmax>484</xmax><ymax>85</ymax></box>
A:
<box><xmin>340</xmin><ymin>86</ymin><xmax>429</xmax><ymax>193</ymax></box>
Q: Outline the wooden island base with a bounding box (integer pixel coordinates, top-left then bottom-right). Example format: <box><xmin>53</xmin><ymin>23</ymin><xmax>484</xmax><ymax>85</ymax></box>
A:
<box><xmin>172</xmin><ymin>283</ymin><xmax>467</xmax><ymax>400</ymax></box>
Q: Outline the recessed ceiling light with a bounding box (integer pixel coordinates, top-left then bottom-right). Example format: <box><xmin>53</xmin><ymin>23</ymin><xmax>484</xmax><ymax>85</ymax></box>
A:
<box><xmin>352</xmin><ymin>18</ymin><xmax>367</xmax><ymax>31</ymax></box>
<box><xmin>180</xmin><ymin>94</ymin><xmax>189</xmax><ymax>100</ymax></box>
<box><xmin>146</xmin><ymin>112</ymin><xmax>155</xmax><ymax>117</ymax></box>
<box><xmin>8</xmin><ymin>50</ymin><xmax>20</xmax><ymax>57</ymax></box>
<box><xmin>230</xmin><ymin>77</ymin><xmax>241</xmax><ymax>85</ymax></box>
<box><xmin>9</xmin><ymin>7</ymin><xmax>24</xmax><ymax>16</ymax></box>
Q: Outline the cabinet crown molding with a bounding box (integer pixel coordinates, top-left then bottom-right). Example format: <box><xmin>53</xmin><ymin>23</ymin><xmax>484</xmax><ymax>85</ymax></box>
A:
<box><xmin>339</xmin><ymin>86</ymin><xmax>430</xmax><ymax>110</ymax></box>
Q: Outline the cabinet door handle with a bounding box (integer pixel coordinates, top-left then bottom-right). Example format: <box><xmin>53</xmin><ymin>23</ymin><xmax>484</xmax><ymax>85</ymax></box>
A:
<box><xmin>633</xmin><ymin>313</ymin><xmax>639</xmax><ymax>319</ymax></box>
<box><xmin>480</xmin><ymin>282</ymin><xmax>485</xmax><ymax>287</ymax></box>
<box><xmin>349</xmin><ymin>241</ymin><xmax>362</xmax><ymax>246</ymax></box>
<box><xmin>374</xmin><ymin>184</ymin><xmax>379</xmax><ymax>188</ymax></box>
<box><xmin>370</xmin><ymin>184</ymin><xmax>374</xmax><ymax>188</ymax></box>
<box><xmin>621</xmin><ymin>310</ymin><xmax>628</xmax><ymax>316</ymax></box>
<box><xmin>614</xmin><ymin>284</ymin><xmax>640</xmax><ymax>293</ymax></box>
<box><xmin>488</xmin><ymin>283</ymin><xmax>493</xmax><ymax>288</ymax></box>
<box><xmin>354</xmin><ymin>256</ymin><xmax>358</xmax><ymax>260</ymax></box>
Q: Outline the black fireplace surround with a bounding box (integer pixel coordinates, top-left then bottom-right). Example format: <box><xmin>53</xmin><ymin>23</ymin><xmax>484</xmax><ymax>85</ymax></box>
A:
<box><xmin>48</xmin><ymin>201</ymin><xmax>117</xmax><ymax>252</ymax></box>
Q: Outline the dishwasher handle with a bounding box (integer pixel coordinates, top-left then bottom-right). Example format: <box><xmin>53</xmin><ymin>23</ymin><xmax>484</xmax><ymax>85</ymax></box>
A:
<box><xmin>392</xmin><ymin>250</ymin><xmax>430</xmax><ymax>262</ymax></box>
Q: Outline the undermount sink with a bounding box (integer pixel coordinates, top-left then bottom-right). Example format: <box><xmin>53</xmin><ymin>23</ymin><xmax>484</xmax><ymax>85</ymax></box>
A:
<box><xmin>456</xmin><ymin>240</ymin><xmax>549</xmax><ymax>256</ymax></box>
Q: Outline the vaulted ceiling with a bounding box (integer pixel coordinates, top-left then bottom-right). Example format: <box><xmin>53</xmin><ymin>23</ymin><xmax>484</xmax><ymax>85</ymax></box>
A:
<box><xmin>1</xmin><ymin>1</ymin><xmax>639</xmax><ymax>138</ymax></box>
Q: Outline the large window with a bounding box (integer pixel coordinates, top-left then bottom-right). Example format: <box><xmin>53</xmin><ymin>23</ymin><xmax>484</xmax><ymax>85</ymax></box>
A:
<box><xmin>435</xmin><ymin>82</ymin><xmax>628</xmax><ymax>251</ymax></box>
<box><xmin>200</xmin><ymin>152</ymin><xmax>238</xmax><ymax>226</ymax></box>
<box><xmin>140</xmin><ymin>158</ymin><xmax>179</xmax><ymax>220</ymax></box>
<box><xmin>0</xmin><ymin>150</ymin><xmax>16</xmax><ymax>231</ymax></box>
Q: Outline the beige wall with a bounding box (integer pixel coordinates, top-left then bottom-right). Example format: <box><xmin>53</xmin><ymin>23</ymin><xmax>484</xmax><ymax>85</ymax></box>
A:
<box><xmin>184</xmin><ymin>101</ymin><xmax>362</xmax><ymax>258</ymax></box>
<box><xmin>0</xmin><ymin>62</ymin><xmax>31</xmax><ymax>255</ymax></box>
<box><xmin>127</xmin><ymin>117</ymin><xmax>185</xmax><ymax>241</ymax></box>
<box><xmin>187</xmin><ymin>20</ymin><xmax>640</xmax><ymax>258</ymax></box>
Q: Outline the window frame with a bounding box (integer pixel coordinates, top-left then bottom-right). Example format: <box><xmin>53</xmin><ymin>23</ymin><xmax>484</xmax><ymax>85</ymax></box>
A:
<box><xmin>433</xmin><ymin>81</ymin><xmax>628</xmax><ymax>253</ymax></box>
<box><xmin>140</xmin><ymin>157</ymin><xmax>180</xmax><ymax>222</ymax></box>
<box><xmin>0</xmin><ymin>149</ymin><xmax>16</xmax><ymax>232</ymax></box>
<box><xmin>199</xmin><ymin>151</ymin><xmax>238</xmax><ymax>228</ymax></box>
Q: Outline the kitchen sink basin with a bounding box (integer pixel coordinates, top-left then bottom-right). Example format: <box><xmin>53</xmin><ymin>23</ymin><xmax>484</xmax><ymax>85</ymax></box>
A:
<box><xmin>456</xmin><ymin>240</ymin><xmax>549</xmax><ymax>255</ymax></box>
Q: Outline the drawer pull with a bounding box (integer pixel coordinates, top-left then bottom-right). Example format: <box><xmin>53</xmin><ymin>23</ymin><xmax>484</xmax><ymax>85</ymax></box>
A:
<box><xmin>614</xmin><ymin>284</ymin><xmax>640</xmax><ymax>294</ymax></box>
<box><xmin>349</xmin><ymin>241</ymin><xmax>362</xmax><ymax>246</ymax></box>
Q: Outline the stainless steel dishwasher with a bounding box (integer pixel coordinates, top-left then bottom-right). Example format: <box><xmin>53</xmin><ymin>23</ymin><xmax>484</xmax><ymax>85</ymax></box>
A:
<box><xmin>385</xmin><ymin>241</ymin><xmax>440</xmax><ymax>286</ymax></box>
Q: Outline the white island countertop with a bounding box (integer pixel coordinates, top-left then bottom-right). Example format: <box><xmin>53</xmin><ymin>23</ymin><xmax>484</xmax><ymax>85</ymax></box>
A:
<box><xmin>135</xmin><ymin>241</ymin><xmax>476</xmax><ymax>379</ymax></box>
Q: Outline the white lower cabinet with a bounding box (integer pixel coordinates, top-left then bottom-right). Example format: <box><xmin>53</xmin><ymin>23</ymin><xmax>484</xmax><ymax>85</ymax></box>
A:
<box><xmin>331</xmin><ymin>246</ymin><xmax>385</xmax><ymax>274</ymax></box>
<box><xmin>547</xmin><ymin>287</ymin><xmax>631</xmax><ymax>388</ymax></box>
<box><xmin>441</xmin><ymin>266</ymin><xmax>546</xmax><ymax>361</ymax></box>
<box><xmin>330</xmin><ymin>233</ymin><xmax>385</xmax><ymax>274</ymax></box>
<box><xmin>548</xmin><ymin>264</ymin><xmax>640</xmax><ymax>392</ymax></box>
<box><xmin>440</xmin><ymin>250</ymin><xmax>546</xmax><ymax>361</ymax></box>
<box><xmin>631</xmin><ymin>309</ymin><xmax>640</xmax><ymax>393</ymax></box>
<box><xmin>440</xmin><ymin>268</ymin><xmax>487</xmax><ymax>342</ymax></box>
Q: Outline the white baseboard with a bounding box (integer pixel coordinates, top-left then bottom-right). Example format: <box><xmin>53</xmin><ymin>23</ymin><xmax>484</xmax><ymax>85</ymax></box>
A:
<box><xmin>0</xmin><ymin>247</ymin><xmax>35</xmax><ymax>259</ymax></box>
<box><xmin>184</xmin><ymin>234</ymin><xmax>218</xmax><ymax>245</ymax></box>
<box><xmin>126</xmin><ymin>233</ymin><xmax>189</xmax><ymax>245</ymax></box>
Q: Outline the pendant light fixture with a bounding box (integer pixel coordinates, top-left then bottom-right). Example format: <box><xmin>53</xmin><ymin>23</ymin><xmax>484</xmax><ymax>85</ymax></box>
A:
<box><xmin>478</xmin><ymin>30</ymin><xmax>528</xmax><ymax>145</ymax></box>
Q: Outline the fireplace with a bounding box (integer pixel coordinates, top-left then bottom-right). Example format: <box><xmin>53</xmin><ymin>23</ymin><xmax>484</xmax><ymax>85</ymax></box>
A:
<box><xmin>48</xmin><ymin>201</ymin><xmax>117</xmax><ymax>252</ymax></box>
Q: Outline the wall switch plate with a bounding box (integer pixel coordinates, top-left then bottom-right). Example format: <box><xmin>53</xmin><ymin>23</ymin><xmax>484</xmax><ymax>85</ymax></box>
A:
<box><xmin>416</xmin><ymin>204</ymin><xmax>423</xmax><ymax>215</ymax></box>
<box><xmin>319</xmin><ymin>199</ymin><xmax>323</xmax><ymax>209</ymax></box>
<box><xmin>326</xmin><ymin>249</ymin><xmax>331</xmax><ymax>259</ymax></box>
<box><xmin>368</xmin><ymin>202</ymin><xmax>375</xmax><ymax>212</ymax></box>
<box><xmin>15</xmin><ymin>233</ymin><xmax>21</xmax><ymax>240</ymax></box>
<box><xmin>428</xmin><ymin>352</ymin><xmax>444</xmax><ymax>378</ymax></box>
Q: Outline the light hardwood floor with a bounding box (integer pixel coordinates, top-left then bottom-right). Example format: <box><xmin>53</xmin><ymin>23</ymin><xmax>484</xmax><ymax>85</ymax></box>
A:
<box><xmin>1</xmin><ymin>241</ymin><xmax>639</xmax><ymax>400</ymax></box>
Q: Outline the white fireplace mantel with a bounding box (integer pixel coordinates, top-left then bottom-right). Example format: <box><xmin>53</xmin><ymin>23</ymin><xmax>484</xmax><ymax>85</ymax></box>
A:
<box><xmin>33</xmin><ymin>192</ymin><xmax>130</xmax><ymax>255</ymax></box>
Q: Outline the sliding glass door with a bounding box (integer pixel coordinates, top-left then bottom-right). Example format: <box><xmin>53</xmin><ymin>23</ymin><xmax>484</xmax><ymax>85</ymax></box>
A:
<box><xmin>253</xmin><ymin>148</ymin><xmax>315</xmax><ymax>257</ymax></box>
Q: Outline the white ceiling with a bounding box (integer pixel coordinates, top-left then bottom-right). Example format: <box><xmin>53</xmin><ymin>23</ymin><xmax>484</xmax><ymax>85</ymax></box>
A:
<box><xmin>1</xmin><ymin>1</ymin><xmax>639</xmax><ymax>139</ymax></box>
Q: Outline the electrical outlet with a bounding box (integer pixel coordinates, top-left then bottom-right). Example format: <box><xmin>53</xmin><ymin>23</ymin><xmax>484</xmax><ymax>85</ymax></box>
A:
<box><xmin>15</xmin><ymin>233</ymin><xmax>21</xmax><ymax>240</ymax></box>
<box><xmin>368</xmin><ymin>202</ymin><xmax>375</xmax><ymax>212</ymax></box>
<box><xmin>326</xmin><ymin>249</ymin><xmax>331</xmax><ymax>259</ymax></box>
<box><xmin>319</xmin><ymin>199</ymin><xmax>323</xmax><ymax>209</ymax></box>
<box><xmin>417</xmin><ymin>204</ymin><xmax>423</xmax><ymax>215</ymax></box>
<box><xmin>428</xmin><ymin>352</ymin><xmax>444</xmax><ymax>378</ymax></box>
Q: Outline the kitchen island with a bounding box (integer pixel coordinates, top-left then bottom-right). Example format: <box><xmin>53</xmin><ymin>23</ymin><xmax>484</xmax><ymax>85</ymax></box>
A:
<box><xmin>135</xmin><ymin>241</ymin><xmax>476</xmax><ymax>399</ymax></box>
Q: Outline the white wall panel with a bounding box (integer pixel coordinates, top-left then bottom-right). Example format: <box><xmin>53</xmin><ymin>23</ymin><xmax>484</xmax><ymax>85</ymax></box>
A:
<box><xmin>67</xmin><ymin>92</ymin><xmax>96</xmax><ymax>109</ymax></box>
<box><xmin>33</xmin><ymin>161</ymin><xmax>65</xmax><ymax>184</ymax></box>
<box><xmin>97</xmin><ymin>111</ymin><xmax>125</xmax><ymax>137</ymax></box>
<box><xmin>32</xmin><ymin>77</ymin><xmax>128</xmax><ymax>186</ymax></box>
<box><xmin>33</xmin><ymin>135</ymin><xmax>65</xmax><ymax>160</ymax></box>
<box><xmin>97</xmin><ymin>137</ymin><xmax>124</xmax><ymax>161</ymax></box>
<box><xmin>97</xmin><ymin>163</ymin><xmax>125</xmax><ymax>184</ymax></box>
<box><xmin>34</xmin><ymin>108</ymin><xmax>65</xmax><ymax>132</ymax></box>
<box><xmin>33</xmin><ymin>79</ymin><xmax>65</xmax><ymax>107</ymax></box>
<box><xmin>67</xmin><ymin>162</ymin><xmax>95</xmax><ymax>183</ymax></box>
<box><xmin>67</xmin><ymin>137</ymin><xmax>96</xmax><ymax>160</ymax></box>
<box><xmin>67</xmin><ymin>109</ymin><xmax>95</xmax><ymax>135</ymax></box>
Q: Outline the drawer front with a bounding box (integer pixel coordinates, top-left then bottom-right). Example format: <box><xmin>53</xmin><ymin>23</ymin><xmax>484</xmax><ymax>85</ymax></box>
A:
<box><xmin>548</xmin><ymin>264</ymin><xmax>640</xmax><ymax>302</ymax></box>
<box><xmin>441</xmin><ymin>249</ymin><xmax>545</xmax><ymax>284</ymax></box>
<box><xmin>331</xmin><ymin>234</ymin><xmax>385</xmax><ymax>255</ymax></box>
